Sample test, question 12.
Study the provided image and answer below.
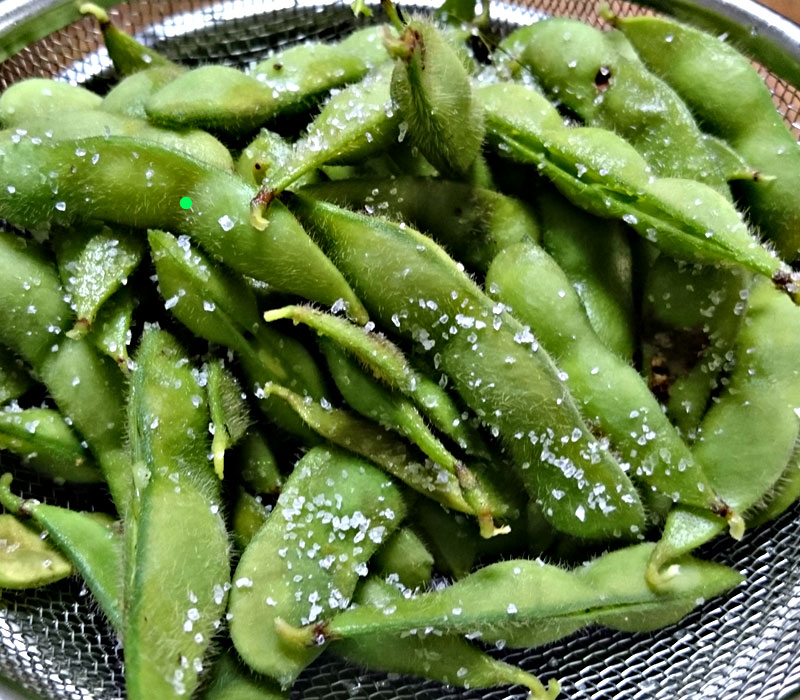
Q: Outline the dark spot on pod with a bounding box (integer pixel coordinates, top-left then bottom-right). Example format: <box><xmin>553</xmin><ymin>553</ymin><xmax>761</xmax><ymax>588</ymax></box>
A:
<box><xmin>254</xmin><ymin>162</ymin><xmax>262</xmax><ymax>170</ymax></box>
<box><xmin>273</xmin><ymin>63</ymin><xmax>283</xmax><ymax>71</ymax></box>
<box><xmin>594</xmin><ymin>66</ymin><xmax>612</xmax><ymax>90</ymax></box>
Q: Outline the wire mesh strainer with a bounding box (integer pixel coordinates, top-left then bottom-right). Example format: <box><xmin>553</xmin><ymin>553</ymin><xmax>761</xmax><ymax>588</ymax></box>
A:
<box><xmin>1</xmin><ymin>1</ymin><xmax>800</xmax><ymax>698</ymax></box>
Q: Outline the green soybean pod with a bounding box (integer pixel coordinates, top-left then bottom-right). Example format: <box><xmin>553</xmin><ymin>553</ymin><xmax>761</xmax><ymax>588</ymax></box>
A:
<box><xmin>372</xmin><ymin>527</ymin><xmax>434</xmax><ymax>590</ymax></box>
<box><xmin>0</xmin><ymin>513</ymin><xmax>73</xmax><ymax>589</ymax></box>
<box><xmin>499</xmin><ymin>18</ymin><xmax>728</xmax><ymax>192</ymax></box>
<box><xmin>0</xmin><ymin>345</ymin><xmax>33</xmax><ymax>404</ymax></box>
<box><xmin>101</xmin><ymin>65</ymin><xmax>184</xmax><ymax>119</ymax></box>
<box><xmin>125</xmin><ymin>330</ymin><xmax>230</xmax><ymax>700</ymax></box>
<box><xmin>485</xmin><ymin>242</ymin><xmax>728</xmax><ymax>520</ymax></box>
<box><xmin>0</xmin><ymin>474</ymin><xmax>123</xmax><ymax>631</ymax></box>
<box><xmin>148</xmin><ymin>229</ymin><xmax>328</xmax><ymax>440</ymax></box>
<box><xmin>81</xmin><ymin>3</ymin><xmax>177</xmax><ymax>77</ymax></box>
<box><xmin>260</xmin><ymin>382</ymin><xmax>474</xmax><ymax>516</ymax></box>
<box><xmin>53</xmin><ymin>223</ymin><xmax>143</xmax><ymax>338</ymax></box>
<box><xmin>229</xmin><ymin>445</ymin><xmax>407</xmax><ymax>688</ymax></box>
<box><xmin>264</xmin><ymin>304</ymin><xmax>490</xmax><ymax>460</ymax></box>
<box><xmin>203</xmin><ymin>652</ymin><xmax>286</xmax><ymax>700</ymax></box>
<box><xmin>206</xmin><ymin>360</ymin><xmax>251</xmax><ymax>480</ymax></box>
<box><xmin>0</xmin><ymin>407</ymin><xmax>101</xmax><ymax>483</ymax></box>
<box><xmin>0</xmin><ymin>108</ymin><xmax>235</xmax><ymax>172</ymax></box>
<box><xmin>335</xmin><ymin>577</ymin><xmax>559</xmax><ymax>700</ymax></box>
<box><xmin>0</xmin><ymin>134</ymin><xmax>367</xmax><ymax>322</ymax></box>
<box><xmin>0</xmin><ymin>232</ymin><xmax>132</xmax><ymax>515</ymax></box>
<box><xmin>302</xmin><ymin>176</ymin><xmax>540</xmax><ymax>274</ymax></box>
<box><xmin>386</xmin><ymin>16</ymin><xmax>484</xmax><ymax>179</ymax></box>
<box><xmin>288</xmin><ymin>193</ymin><xmax>644</xmax><ymax>540</ymax></box>
<box><xmin>648</xmin><ymin>279</ymin><xmax>800</xmax><ymax>587</ymax></box>
<box><xmin>251</xmin><ymin>28</ymin><xmax>384</xmax><ymax>115</ymax></box>
<box><xmin>478</xmin><ymin>83</ymin><xmax>795</xmax><ymax>288</ymax></box>
<box><xmin>615</xmin><ymin>14</ymin><xmax>800</xmax><ymax>261</ymax></box>
<box><xmin>281</xmin><ymin>542</ymin><xmax>741</xmax><ymax>650</ymax></box>
<box><xmin>534</xmin><ymin>187</ymin><xmax>635</xmax><ymax>361</ymax></box>
<box><xmin>258</xmin><ymin>66</ymin><xmax>401</xmax><ymax>200</ymax></box>
<box><xmin>0</xmin><ymin>79</ymin><xmax>101</xmax><ymax>127</ymax></box>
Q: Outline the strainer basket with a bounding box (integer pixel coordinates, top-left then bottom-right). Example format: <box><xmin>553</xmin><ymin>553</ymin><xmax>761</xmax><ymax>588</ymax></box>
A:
<box><xmin>1</xmin><ymin>1</ymin><xmax>800</xmax><ymax>698</ymax></box>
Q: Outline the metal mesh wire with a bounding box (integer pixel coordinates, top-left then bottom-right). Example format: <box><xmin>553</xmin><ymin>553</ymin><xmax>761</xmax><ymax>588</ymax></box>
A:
<box><xmin>1</xmin><ymin>0</ymin><xmax>799</xmax><ymax>698</ymax></box>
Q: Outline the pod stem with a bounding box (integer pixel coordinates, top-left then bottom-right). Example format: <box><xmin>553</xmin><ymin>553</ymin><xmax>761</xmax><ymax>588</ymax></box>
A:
<box><xmin>79</xmin><ymin>2</ymin><xmax>110</xmax><ymax>25</ymax></box>
<box><xmin>275</xmin><ymin>617</ymin><xmax>330</xmax><ymax>647</ymax></box>
<box><xmin>380</xmin><ymin>0</ymin><xmax>406</xmax><ymax>34</ymax></box>
<box><xmin>0</xmin><ymin>473</ymin><xmax>24</xmax><ymax>514</ymax></box>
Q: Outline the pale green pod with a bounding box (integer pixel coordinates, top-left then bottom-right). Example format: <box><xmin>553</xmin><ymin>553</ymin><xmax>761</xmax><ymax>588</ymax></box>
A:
<box><xmin>125</xmin><ymin>330</ymin><xmax>230</xmax><ymax>700</ymax></box>
<box><xmin>0</xmin><ymin>79</ymin><xmax>101</xmax><ymax>127</ymax></box>
<box><xmin>0</xmin><ymin>513</ymin><xmax>73</xmax><ymax>589</ymax></box>
<box><xmin>53</xmin><ymin>223</ymin><xmax>143</xmax><ymax>337</ymax></box>
<box><xmin>388</xmin><ymin>17</ymin><xmax>484</xmax><ymax>178</ymax></box>
<box><xmin>229</xmin><ymin>445</ymin><xmax>407</xmax><ymax>688</ymax></box>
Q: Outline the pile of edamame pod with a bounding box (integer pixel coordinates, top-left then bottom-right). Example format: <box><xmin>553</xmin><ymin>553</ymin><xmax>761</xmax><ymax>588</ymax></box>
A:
<box><xmin>1</xmin><ymin>0</ymin><xmax>800</xmax><ymax>696</ymax></box>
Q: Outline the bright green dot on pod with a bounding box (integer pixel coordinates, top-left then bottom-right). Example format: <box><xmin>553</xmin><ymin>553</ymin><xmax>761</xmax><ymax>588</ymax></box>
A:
<box><xmin>179</xmin><ymin>196</ymin><xmax>193</xmax><ymax>209</ymax></box>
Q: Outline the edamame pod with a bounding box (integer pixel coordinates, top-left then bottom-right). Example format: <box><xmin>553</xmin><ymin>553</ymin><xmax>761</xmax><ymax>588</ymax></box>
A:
<box><xmin>53</xmin><ymin>223</ymin><xmax>144</xmax><ymax>337</ymax></box>
<box><xmin>231</xmin><ymin>489</ymin><xmax>272</xmax><ymax>550</ymax></box>
<box><xmin>282</xmin><ymin>542</ymin><xmax>741</xmax><ymax>649</ymax></box>
<box><xmin>479</xmin><ymin>83</ymin><xmax>795</xmax><ymax>289</ymax></box>
<box><xmin>485</xmin><ymin>242</ymin><xmax>726</xmax><ymax>517</ymax></box>
<box><xmin>228</xmin><ymin>445</ymin><xmax>406</xmax><ymax>687</ymax></box>
<box><xmin>385</xmin><ymin>15</ymin><xmax>484</xmax><ymax>178</ymax></box>
<box><xmin>642</xmin><ymin>258</ymin><xmax>750</xmax><ymax>435</ymax></box>
<box><xmin>0</xmin><ymin>474</ymin><xmax>123</xmax><ymax>631</ymax></box>
<box><xmin>0</xmin><ymin>134</ymin><xmax>368</xmax><ymax>321</ymax></box>
<box><xmin>235</xmin><ymin>431</ymin><xmax>283</xmax><ymax>495</ymax></box>
<box><xmin>288</xmin><ymin>193</ymin><xmax>645</xmax><ymax>539</ymax></box>
<box><xmin>0</xmin><ymin>407</ymin><xmax>101</xmax><ymax>483</ymax></box>
<box><xmin>320</xmin><ymin>339</ymin><xmax>509</xmax><ymax>536</ymax></box>
<box><xmin>256</xmin><ymin>66</ymin><xmax>401</xmax><ymax>200</ymax></box>
<box><xmin>101</xmin><ymin>65</ymin><xmax>184</xmax><ymax>119</ymax></box>
<box><xmin>614</xmin><ymin>14</ymin><xmax>800</xmax><ymax>261</ymax></box>
<box><xmin>81</xmin><ymin>3</ymin><xmax>177</xmax><ymax>77</ymax></box>
<box><xmin>0</xmin><ymin>513</ymin><xmax>72</xmax><ymax>589</ymax></box>
<box><xmin>203</xmin><ymin>652</ymin><xmax>286</xmax><ymax>700</ymax></box>
<box><xmin>0</xmin><ymin>108</ymin><xmax>234</xmax><ymax>171</ymax></box>
<box><xmin>0</xmin><ymin>79</ymin><xmax>101</xmax><ymax>127</ymax></box>
<box><xmin>125</xmin><ymin>330</ymin><xmax>230</xmax><ymax>700</ymax></box>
